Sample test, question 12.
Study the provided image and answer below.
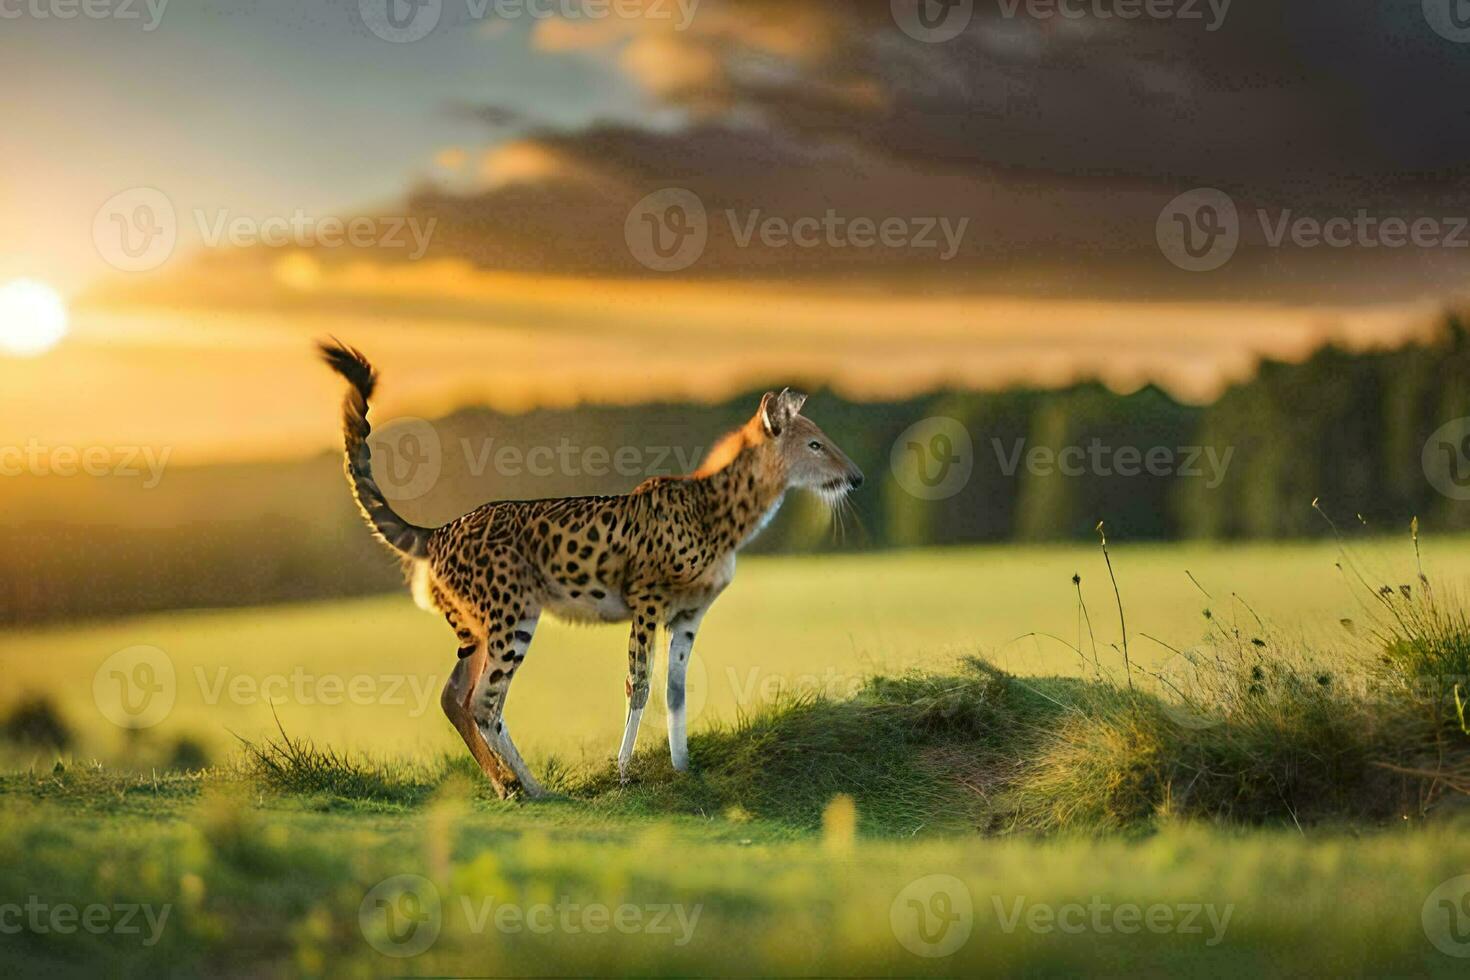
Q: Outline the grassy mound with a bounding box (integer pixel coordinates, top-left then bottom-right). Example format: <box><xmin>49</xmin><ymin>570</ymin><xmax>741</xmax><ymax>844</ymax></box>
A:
<box><xmin>569</xmin><ymin>661</ymin><xmax>1040</xmax><ymax>834</ymax></box>
<box><xmin>227</xmin><ymin>647</ymin><xmax>1466</xmax><ymax>837</ymax></box>
<box><xmin>222</xmin><ymin>532</ymin><xmax>1470</xmax><ymax>836</ymax></box>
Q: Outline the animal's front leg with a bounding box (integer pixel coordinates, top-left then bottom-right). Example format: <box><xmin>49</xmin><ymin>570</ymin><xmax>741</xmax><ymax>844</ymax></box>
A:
<box><xmin>618</xmin><ymin>603</ymin><xmax>661</xmax><ymax>783</ymax></box>
<box><xmin>665</xmin><ymin>604</ymin><xmax>710</xmax><ymax>772</ymax></box>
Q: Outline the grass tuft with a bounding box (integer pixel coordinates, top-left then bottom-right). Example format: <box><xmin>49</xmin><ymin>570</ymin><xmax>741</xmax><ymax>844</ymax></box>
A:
<box><xmin>236</xmin><ymin>716</ymin><xmax>437</xmax><ymax>808</ymax></box>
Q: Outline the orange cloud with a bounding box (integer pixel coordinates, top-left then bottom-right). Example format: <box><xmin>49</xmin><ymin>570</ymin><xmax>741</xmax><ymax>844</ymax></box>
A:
<box><xmin>532</xmin><ymin>16</ymin><xmax>640</xmax><ymax>52</ymax></box>
<box><xmin>619</xmin><ymin>35</ymin><xmax>723</xmax><ymax>98</ymax></box>
<box><xmin>479</xmin><ymin>140</ymin><xmax>595</xmax><ymax>188</ymax></box>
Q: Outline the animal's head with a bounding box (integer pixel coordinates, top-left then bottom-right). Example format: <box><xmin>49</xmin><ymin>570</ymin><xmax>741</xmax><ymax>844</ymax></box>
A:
<box><xmin>755</xmin><ymin>388</ymin><xmax>864</xmax><ymax>500</ymax></box>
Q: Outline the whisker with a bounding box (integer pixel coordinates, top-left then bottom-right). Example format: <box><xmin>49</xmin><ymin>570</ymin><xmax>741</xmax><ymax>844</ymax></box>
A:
<box><xmin>838</xmin><ymin>494</ymin><xmax>869</xmax><ymax>549</ymax></box>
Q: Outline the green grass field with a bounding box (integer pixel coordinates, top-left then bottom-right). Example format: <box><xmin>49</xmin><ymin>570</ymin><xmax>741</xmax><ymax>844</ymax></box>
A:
<box><xmin>3</xmin><ymin>536</ymin><xmax>1464</xmax><ymax>767</ymax></box>
<box><xmin>4</xmin><ymin>537</ymin><xmax>1470</xmax><ymax>977</ymax></box>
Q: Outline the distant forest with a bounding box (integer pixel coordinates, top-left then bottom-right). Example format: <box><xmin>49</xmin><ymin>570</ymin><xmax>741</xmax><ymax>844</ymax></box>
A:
<box><xmin>4</xmin><ymin>318</ymin><xmax>1469</xmax><ymax>625</ymax></box>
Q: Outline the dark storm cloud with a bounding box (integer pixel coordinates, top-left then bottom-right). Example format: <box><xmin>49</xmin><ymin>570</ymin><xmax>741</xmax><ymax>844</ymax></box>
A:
<box><xmin>647</xmin><ymin>0</ymin><xmax>1470</xmax><ymax>192</ymax></box>
<box><xmin>403</xmin><ymin>0</ymin><xmax>1470</xmax><ymax>301</ymax></box>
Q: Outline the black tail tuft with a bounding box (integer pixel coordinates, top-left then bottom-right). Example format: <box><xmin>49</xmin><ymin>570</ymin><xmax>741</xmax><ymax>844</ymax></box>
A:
<box><xmin>317</xmin><ymin>339</ymin><xmax>433</xmax><ymax>560</ymax></box>
<box><xmin>318</xmin><ymin>339</ymin><xmax>377</xmax><ymax>401</ymax></box>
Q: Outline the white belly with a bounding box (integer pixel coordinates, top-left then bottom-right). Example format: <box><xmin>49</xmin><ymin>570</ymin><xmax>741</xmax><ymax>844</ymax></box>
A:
<box><xmin>544</xmin><ymin>587</ymin><xmax>631</xmax><ymax>624</ymax></box>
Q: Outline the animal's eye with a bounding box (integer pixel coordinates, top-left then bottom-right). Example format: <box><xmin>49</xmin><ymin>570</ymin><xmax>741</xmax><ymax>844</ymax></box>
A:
<box><xmin>808</xmin><ymin>441</ymin><xmax>823</xmax><ymax>452</ymax></box>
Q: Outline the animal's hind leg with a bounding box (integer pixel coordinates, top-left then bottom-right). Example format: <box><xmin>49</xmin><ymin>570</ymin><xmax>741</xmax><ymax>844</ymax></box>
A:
<box><xmin>470</xmin><ymin>609</ymin><xmax>546</xmax><ymax>798</ymax></box>
<box><xmin>665</xmin><ymin>604</ymin><xmax>710</xmax><ymax>773</ymax></box>
<box><xmin>438</xmin><ymin>613</ymin><xmax>514</xmax><ymax>796</ymax></box>
<box><xmin>618</xmin><ymin>601</ymin><xmax>662</xmax><ymax>783</ymax></box>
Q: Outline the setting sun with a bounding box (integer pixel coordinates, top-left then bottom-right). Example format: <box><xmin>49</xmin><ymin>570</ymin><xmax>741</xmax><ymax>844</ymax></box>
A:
<box><xmin>0</xmin><ymin>278</ymin><xmax>68</xmax><ymax>356</ymax></box>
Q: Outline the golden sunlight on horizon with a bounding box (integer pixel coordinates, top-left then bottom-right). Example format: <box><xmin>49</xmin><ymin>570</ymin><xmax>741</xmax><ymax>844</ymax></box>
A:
<box><xmin>2</xmin><ymin>261</ymin><xmax>1446</xmax><ymax>469</ymax></box>
<box><xmin>0</xmin><ymin>279</ymin><xmax>69</xmax><ymax>357</ymax></box>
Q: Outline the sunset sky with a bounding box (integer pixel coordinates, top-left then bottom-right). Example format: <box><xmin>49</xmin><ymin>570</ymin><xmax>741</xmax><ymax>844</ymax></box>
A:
<box><xmin>6</xmin><ymin>1</ymin><xmax>1470</xmax><ymax>463</ymax></box>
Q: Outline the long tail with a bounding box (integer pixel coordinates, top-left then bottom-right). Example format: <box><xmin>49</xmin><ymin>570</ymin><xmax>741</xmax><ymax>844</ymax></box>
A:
<box><xmin>317</xmin><ymin>340</ymin><xmax>433</xmax><ymax>560</ymax></box>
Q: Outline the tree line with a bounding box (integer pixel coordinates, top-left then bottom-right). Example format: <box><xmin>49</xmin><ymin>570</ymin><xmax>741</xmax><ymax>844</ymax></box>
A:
<box><xmin>3</xmin><ymin>318</ymin><xmax>1466</xmax><ymax>624</ymax></box>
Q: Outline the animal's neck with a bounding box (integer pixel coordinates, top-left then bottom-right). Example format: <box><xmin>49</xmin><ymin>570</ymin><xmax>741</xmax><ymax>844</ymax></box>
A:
<box><xmin>694</xmin><ymin>442</ymin><xmax>786</xmax><ymax>550</ymax></box>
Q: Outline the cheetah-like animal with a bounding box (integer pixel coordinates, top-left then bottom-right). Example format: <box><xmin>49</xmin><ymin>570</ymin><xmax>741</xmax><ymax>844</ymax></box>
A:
<box><xmin>319</xmin><ymin>341</ymin><xmax>864</xmax><ymax>798</ymax></box>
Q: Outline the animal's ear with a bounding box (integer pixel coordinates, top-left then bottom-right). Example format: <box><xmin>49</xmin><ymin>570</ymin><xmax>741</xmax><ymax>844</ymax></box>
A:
<box><xmin>758</xmin><ymin>391</ymin><xmax>783</xmax><ymax>437</ymax></box>
<box><xmin>779</xmin><ymin>387</ymin><xmax>807</xmax><ymax>417</ymax></box>
<box><xmin>760</xmin><ymin>387</ymin><xmax>807</xmax><ymax>437</ymax></box>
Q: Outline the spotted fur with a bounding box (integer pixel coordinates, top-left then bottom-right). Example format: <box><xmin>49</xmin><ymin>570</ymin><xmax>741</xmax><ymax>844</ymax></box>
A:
<box><xmin>320</xmin><ymin>341</ymin><xmax>863</xmax><ymax>798</ymax></box>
